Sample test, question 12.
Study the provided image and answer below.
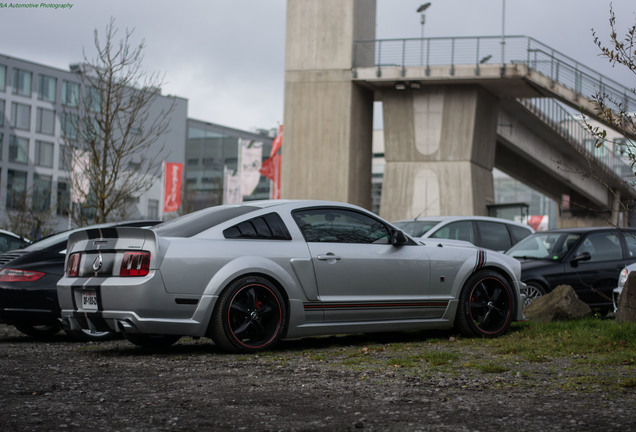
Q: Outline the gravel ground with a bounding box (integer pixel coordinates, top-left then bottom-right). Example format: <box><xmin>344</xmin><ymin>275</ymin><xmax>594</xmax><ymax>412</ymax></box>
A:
<box><xmin>1</xmin><ymin>324</ymin><xmax>634</xmax><ymax>432</ymax></box>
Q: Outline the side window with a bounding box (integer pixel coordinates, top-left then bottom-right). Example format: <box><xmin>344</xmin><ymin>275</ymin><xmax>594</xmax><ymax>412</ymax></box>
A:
<box><xmin>623</xmin><ymin>231</ymin><xmax>636</xmax><ymax>258</ymax></box>
<box><xmin>476</xmin><ymin>221</ymin><xmax>512</xmax><ymax>251</ymax></box>
<box><xmin>223</xmin><ymin>212</ymin><xmax>291</xmax><ymax>240</ymax></box>
<box><xmin>293</xmin><ymin>208</ymin><xmax>390</xmax><ymax>244</ymax></box>
<box><xmin>508</xmin><ymin>224</ymin><xmax>533</xmax><ymax>244</ymax></box>
<box><xmin>431</xmin><ymin>221</ymin><xmax>474</xmax><ymax>244</ymax></box>
<box><xmin>574</xmin><ymin>232</ymin><xmax>622</xmax><ymax>262</ymax></box>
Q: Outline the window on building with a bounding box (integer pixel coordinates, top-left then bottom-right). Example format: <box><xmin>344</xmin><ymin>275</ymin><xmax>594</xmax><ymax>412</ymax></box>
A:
<box><xmin>33</xmin><ymin>173</ymin><xmax>52</xmax><ymax>212</ymax></box>
<box><xmin>35</xmin><ymin>140</ymin><xmax>54</xmax><ymax>167</ymax></box>
<box><xmin>62</xmin><ymin>80</ymin><xmax>80</xmax><ymax>107</ymax></box>
<box><xmin>11</xmin><ymin>102</ymin><xmax>31</xmax><ymax>130</ymax></box>
<box><xmin>86</xmin><ymin>86</ymin><xmax>100</xmax><ymax>112</ymax></box>
<box><xmin>148</xmin><ymin>199</ymin><xmax>159</xmax><ymax>219</ymax></box>
<box><xmin>0</xmin><ymin>133</ymin><xmax>3</xmax><ymax>160</ymax></box>
<box><xmin>36</xmin><ymin>107</ymin><xmax>55</xmax><ymax>135</ymax></box>
<box><xmin>38</xmin><ymin>75</ymin><xmax>57</xmax><ymax>102</ymax></box>
<box><xmin>9</xmin><ymin>135</ymin><xmax>29</xmax><ymax>164</ymax></box>
<box><xmin>0</xmin><ymin>65</ymin><xmax>6</xmax><ymax>91</ymax></box>
<box><xmin>58</xmin><ymin>144</ymin><xmax>72</xmax><ymax>171</ymax></box>
<box><xmin>57</xmin><ymin>179</ymin><xmax>70</xmax><ymax>216</ymax></box>
<box><xmin>6</xmin><ymin>169</ymin><xmax>27</xmax><ymax>209</ymax></box>
<box><xmin>0</xmin><ymin>99</ymin><xmax>4</xmax><ymax>126</ymax></box>
<box><xmin>12</xmin><ymin>68</ymin><xmax>32</xmax><ymax>97</ymax></box>
<box><xmin>60</xmin><ymin>112</ymin><xmax>78</xmax><ymax>140</ymax></box>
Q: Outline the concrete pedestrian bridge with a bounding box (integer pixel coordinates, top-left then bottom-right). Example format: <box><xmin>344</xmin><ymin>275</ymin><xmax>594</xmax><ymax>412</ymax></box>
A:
<box><xmin>282</xmin><ymin>0</ymin><xmax>635</xmax><ymax>227</ymax></box>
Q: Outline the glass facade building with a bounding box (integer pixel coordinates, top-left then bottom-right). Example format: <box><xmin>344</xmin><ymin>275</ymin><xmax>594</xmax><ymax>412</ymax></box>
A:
<box><xmin>185</xmin><ymin>119</ymin><xmax>275</xmax><ymax>212</ymax></box>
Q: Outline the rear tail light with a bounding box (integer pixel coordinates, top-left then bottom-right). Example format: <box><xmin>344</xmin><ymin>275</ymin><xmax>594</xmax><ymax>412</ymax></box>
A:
<box><xmin>0</xmin><ymin>268</ymin><xmax>46</xmax><ymax>282</ymax></box>
<box><xmin>67</xmin><ymin>253</ymin><xmax>81</xmax><ymax>277</ymax></box>
<box><xmin>120</xmin><ymin>251</ymin><xmax>151</xmax><ymax>277</ymax></box>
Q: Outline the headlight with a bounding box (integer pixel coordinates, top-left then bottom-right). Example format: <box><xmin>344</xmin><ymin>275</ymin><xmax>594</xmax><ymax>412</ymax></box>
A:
<box><xmin>618</xmin><ymin>267</ymin><xmax>629</xmax><ymax>288</ymax></box>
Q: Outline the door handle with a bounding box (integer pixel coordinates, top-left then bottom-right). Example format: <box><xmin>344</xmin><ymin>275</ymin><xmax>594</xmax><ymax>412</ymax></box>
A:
<box><xmin>317</xmin><ymin>253</ymin><xmax>341</xmax><ymax>261</ymax></box>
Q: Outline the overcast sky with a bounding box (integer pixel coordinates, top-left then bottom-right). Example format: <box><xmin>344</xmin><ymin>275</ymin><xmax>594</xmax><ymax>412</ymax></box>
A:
<box><xmin>0</xmin><ymin>0</ymin><xmax>634</xmax><ymax>132</ymax></box>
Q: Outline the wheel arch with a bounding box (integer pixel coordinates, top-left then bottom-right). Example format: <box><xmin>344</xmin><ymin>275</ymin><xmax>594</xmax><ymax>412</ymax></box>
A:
<box><xmin>204</xmin><ymin>270</ymin><xmax>292</xmax><ymax>339</ymax></box>
<box><xmin>478</xmin><ymin>264</ymin><xmax>521</xmax><ymax>319</ymax></box>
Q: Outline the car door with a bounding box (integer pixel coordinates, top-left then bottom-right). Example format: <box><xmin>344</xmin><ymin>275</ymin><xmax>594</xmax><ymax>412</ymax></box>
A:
<box><xmin>292</xmin><ymin>207</ymin><xmax>432</xmax><ymax>322</ymax></box>
<box><xmin>562</xmin><ymin>230</ymin><xmax>625</xmax><ymax>306</ymax></box>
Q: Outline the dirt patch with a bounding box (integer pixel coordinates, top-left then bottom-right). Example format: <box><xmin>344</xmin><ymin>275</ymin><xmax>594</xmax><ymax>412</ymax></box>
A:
<box><xmin>1</xmin><ymin>324</ymin><xmax>634</xmax><ymax>431</ymax></box>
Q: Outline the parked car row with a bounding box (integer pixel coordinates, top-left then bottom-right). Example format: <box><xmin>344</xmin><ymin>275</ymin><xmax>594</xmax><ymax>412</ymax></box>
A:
<box><xmin>394</xmin><ymin>216</ymin><xmax>633</xmax><ymax>313</ymax></box>
<box><xmin>2</xmin><ymin>205</ymin><xmax>631</xmax><ymax>352</ymax></box>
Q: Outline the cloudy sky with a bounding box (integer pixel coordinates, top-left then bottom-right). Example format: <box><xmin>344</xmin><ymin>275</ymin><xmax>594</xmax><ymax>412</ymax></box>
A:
<box><xmin>0</xmin><ymin>0</ymin><xmax>634</xmax><ymax>132</ymax></box>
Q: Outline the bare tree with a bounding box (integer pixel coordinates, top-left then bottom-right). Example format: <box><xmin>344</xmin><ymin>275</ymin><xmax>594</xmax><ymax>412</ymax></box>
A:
<box><xmin>4</xmin><ymin>188</ymin><xmax>57</xmax><ymax>240</ymax></box>
<box><xmin>587</xmin><ymin>4</ymin><xmax>636</xmax><ymax>321</ymax></box>
<box><xmin>586</xmin><ymin>4</ymin><xmax>636</xmax><ymax>154</ymax></box>
<box><xmin>63</xmin><ymin>17</ymin><xmax>175</xmax><ymax>225</ymax></box>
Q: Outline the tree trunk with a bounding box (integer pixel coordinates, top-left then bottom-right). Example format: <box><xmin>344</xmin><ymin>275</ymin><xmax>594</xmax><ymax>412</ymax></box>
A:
<box><xmin>615</xmin><ymin>272</ymin><xmax>636</xmax><ymax>323</ymax></box>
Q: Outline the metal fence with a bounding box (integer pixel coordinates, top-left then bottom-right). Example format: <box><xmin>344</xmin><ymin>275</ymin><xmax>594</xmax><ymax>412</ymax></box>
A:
<box><xmin>353</xmin><ymin>36</ymin><xmax>634</xmax><ymax>113</ymax></box>
<box><xmin>518</xmin><ymin>98</ymin><xmax>634</xmax><ymax>181</ymax></box>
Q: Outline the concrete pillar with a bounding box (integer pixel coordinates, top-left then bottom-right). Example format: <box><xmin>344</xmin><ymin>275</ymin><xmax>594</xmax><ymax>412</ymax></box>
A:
<box><xmin>282</xmin><ymin>0</ymin><xmax>376</xmax><ymax>208</ymax></box>
<box><xmin>380</xmin><ymin>85</ymin><xmax>499</xmax><ymax>222</ymax></box>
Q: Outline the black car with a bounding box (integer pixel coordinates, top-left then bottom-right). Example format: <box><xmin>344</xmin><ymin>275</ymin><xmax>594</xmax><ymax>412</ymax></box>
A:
<box><xmin>0</xmin><ymin>220</ymin><xmax>160</xmax><ymax>340</ymax></box>
<box><xmin>505</xmin><ymin>227</ymin><xmax>636</xmax><ymax>311</ymax></box>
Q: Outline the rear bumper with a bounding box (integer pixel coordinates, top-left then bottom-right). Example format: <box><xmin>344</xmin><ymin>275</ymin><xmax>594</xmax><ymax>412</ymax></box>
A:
<box><xmin>59</xmin><ymin>308</ymin><xmax>213</xmax><ymax>337</ymax></box>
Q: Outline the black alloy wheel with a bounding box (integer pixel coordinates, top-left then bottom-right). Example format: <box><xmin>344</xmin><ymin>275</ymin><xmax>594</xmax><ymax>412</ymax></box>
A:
<box><xmin>212</xmin><ymin>276</ymin><xmax>286</xmax><ymax>353</ymax></box>
<box><xmin>455</xmin><ymin>269</ymin><xmax>513</xmax><ymax>338</ymax></box>
<box><xmin>14</xmin><ymin>323</ymin><xmax>61</xmax><ymax>338</ymax></box>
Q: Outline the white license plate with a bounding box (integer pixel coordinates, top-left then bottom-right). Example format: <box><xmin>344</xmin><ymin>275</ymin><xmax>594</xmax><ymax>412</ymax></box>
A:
<box><xmin>81</xmin><ymin>290</ymin><xmax>98</xmax><ymax>311</ymax></box>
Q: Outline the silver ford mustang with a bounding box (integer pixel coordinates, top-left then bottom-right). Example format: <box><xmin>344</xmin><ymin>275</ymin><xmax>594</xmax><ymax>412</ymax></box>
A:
<box><xmin>57</xmin><ymin>200</ymin><xmax>525</xmax><ymax>352</ymax></box>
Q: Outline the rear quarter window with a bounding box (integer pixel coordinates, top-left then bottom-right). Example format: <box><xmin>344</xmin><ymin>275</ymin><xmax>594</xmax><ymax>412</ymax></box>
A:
<box><xmin>223</xmin><ymin>213</ymin><xmax>291</xmax><ymax>240</ymax></box>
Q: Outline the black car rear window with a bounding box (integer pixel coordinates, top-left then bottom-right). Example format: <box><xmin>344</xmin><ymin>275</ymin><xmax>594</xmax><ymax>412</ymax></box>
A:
<box><xmin>153</xmin><ymin>206</ymin><xmax>259</xmax><ymax>237</ymax></box>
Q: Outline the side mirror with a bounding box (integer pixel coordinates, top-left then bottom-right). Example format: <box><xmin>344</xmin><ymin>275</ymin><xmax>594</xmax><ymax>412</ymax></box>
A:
<box><xmin>391</xmin><ymin>229</ymin><xmax>409</xmax><ymax>246</ymax></box>
<box><xmin>570</xmin><ymin>251</ymin><xmax>591</xmax><ymax>267</ymax></box>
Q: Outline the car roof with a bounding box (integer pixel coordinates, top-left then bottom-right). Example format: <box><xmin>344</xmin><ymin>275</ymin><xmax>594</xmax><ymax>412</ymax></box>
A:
<box><xmin>532</xmin><ymin>227</ymin><xmax>636</xmax><ymax>234</ymax></box>
<box><xmin>0</xmin><ymin>229</ymin><xmax>29</xmax><ymax>240</ymax></box>
<box><xmin>394</xmin><ymin>215</ymin><xmax>532</xmax><ymax>229</ymax></box>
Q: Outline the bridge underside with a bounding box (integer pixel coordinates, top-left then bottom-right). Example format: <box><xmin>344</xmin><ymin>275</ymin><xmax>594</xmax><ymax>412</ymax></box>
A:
<box><xmin>353</xmin><ymin>64</ymin><xmax>635</xmax><ymax>226</ymax></box>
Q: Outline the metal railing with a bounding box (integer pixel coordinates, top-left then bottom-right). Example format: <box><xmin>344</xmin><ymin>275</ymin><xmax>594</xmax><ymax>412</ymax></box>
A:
<box><xmin>516</xmin><ymin>98</ymin><xmax>634</xmax><ymax>181</ymax></box>
<box><xmin>354</xmin><ymin>35</ymin><xmax>635</xmax><ymax>184</ymax></box>
<box><xmin>353</xmin><ymin>36</ymin><xmax>635</xmax><ymax>113</ymax></box>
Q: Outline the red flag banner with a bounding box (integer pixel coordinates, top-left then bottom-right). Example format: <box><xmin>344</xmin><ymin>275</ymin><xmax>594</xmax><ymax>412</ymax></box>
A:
<box><xmin>163</xmin><ymin>162</ymin><xmax>183</xmax><ymax>212</ymax></box>
<box><xmin>259</xmin><ymin>125</ymin><xmax>282</xmax><ymax>199</ymax></box>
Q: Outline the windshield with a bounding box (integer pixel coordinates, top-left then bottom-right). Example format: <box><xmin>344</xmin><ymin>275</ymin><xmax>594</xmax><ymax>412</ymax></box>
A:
<box><xmin>505</xmin><ymin>232</ymin><xmax>580</xmax><ymax>260</ymax></box>
<box><xmin>393</xmin><ymin>220</ymin><xmax>441</xmax><ymax>237</ymax></box>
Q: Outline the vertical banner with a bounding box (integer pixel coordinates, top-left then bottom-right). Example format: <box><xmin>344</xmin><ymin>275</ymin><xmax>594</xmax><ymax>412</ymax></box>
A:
<box><xmin>223</xmin><ymin>166</ymin><xmax>242</xmax><ymax>204</ymax></box>
<box><xmin>71</xmin><ymin>149</ymin><xmax>90</xmax><ymax>204</ymax></box>
<box><xmin>259</xmin><ymin>125</ymin><xmax>282</xmax><ymax>199</ymax></box>
<box><xmin>239</xmin><ymin>139</ymin><xmax>263</xmax><ymax>197</ymax></box>
<box><xmin>163</xmin><ymin>162</ymin><xmax>183</xmax><ymax>212</ymax></box>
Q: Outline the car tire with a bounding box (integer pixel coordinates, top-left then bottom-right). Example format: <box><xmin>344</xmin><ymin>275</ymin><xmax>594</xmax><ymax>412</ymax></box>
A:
<box><xmin>455</xmin><ymin>269</ymin><xmax>513</xmax><ymax>338</ymax></box>
<box><xmin>211</xmin><ymin>276</ymin><xmax>286</xmax><ymax>353</ymax></box>
<box><xmin>14</xmin><ymin>323</ymin><xmax>61</xmax><ymax>338</ymax></box>
<box><xmin>522</xmin><ymin>282</ymin><xmax>546</xmax><ymax>306</ymax></box>
<box><xmin>124</xmin><ymin>334</ymin><xmax>181</xmax><ymax>348</ymax></box>
<box><xmin>65</xmin><ymin>329</ymin><xmax>116</xmax><ymax>342</ymax></box>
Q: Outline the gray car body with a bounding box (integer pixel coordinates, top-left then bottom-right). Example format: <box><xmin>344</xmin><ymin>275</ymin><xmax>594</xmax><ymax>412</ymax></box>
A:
<box><xmin>57</xmin><ymin>200</ymin><xmax>525</xmax><ymax>340</ymax></box>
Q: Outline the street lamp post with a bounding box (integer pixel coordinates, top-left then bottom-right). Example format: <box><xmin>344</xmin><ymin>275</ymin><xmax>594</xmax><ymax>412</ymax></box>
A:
<box><xmin>417</xmin><ymin>3</ymin><xmax>431</xmax><ymax>66</ymax></box>
<box><xmin>500</xmin><ymin>0</ymin><xmax>506</xmax><ymax>76</ymax></box>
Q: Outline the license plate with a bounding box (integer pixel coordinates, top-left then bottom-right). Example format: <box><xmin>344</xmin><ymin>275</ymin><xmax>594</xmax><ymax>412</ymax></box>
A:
<box><xmin>81</xmin><ymin>290</ymin><xmax>98</xmax><ymax>311</ymax></box>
